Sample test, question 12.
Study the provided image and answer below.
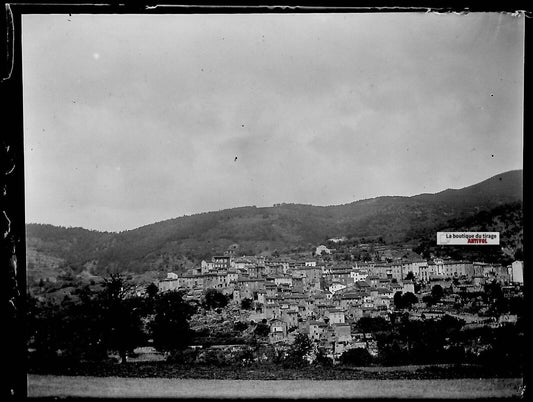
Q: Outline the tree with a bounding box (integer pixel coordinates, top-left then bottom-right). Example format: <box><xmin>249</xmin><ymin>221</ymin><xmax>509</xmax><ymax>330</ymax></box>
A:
<box><xmin>484</xmin><ymin>281</ymin><xmax>505</xmax><ymax>318</ymax></box>
<box><xmin>401</xmin><ymin>292</ymin><xmax>418</xmax><ymax>310</ymax></box>
<box><xmin>357</xmin><ymin>316</ymin><xmax>390</xmax><ymax>333</ymax></box>
<box><xmin>203</xmin><ymin>288</ymin><xmax>229</xmax><ymax>310</ymax></box>
<box><xmin>339</xmin><ymin>347</ymin><xmax>373</xmax><ymax>366</ymax></box>
<box><xmin>422</xmin><ymin>294</ymin><xmax>435</xmax><ymax>306</ymax></box>
<box><xmin>431</xmin><ymin>284</ymin><xmax>444</xmax><ymax>302</ymax></box>
<box><xmin>146</xmin><ymin>282</ymin><xmax>159</xmax><ymax>299</ymax></box>
<box><xmin>405</xmin><ymin>271</ymin><xmax>415</xmax><ymax>281</ymax></box>
<box><xmin>151</xmin><ymin>290</ymin><xmax>196</xmax><ymax>353</ymax></box>
<box><xmin>283</xmin><ymin>333</ymin><xmax>313</xmax><ymax>368</ymax></box>
<box><xmin>233</xmin><ymin>321</ymin><xmax>248</xmax><ymax>332</ymax></box>
<box><xmin>27</xmin><ymin>293</ymin><xmax>107</xmax><ymax>364</ymax></box>
<box><xmin>314</xmin><ymin>348</ymin><xmax>333</xmax><ymax>367</ymax></box>
<box><xmin>240</xmin><ymin>298</ymin><xmax>253</xmax><ymax>310</ymax></box>
<box><xmin>99</xmin><ymin>274</ymin><xmax>146</xmax><ymax>364</ymax></box>
<box><xmin>394</xmin><ymin>291</ymin><xmax>418</xmax><ymax>310</ymax></box>
<box><xmin>254</xmin><ymin>321</ymin><xmax>270</xmax><ymax>337</ymax></box>
<box><xmin>393</xmin><ymin>291</ymin><xmax>403</xmax><ymax>309</ymax></box>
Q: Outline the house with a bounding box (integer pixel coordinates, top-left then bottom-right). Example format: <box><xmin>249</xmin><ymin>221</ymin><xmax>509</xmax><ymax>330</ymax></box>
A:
<box><xmin>350</xmin><ymin>269</ymin><xmax>369</xmax><ymax>283</ymax></box>
<box><xmin>281</xmin><ymin>310</ymin><xmax>299</xmax><ymax>329</ymax></box>
<box><xmin>366</xmin><ymin>275</ymin><xmax>380</xmax><ymax>288</ymax></box>
<box><xmin>213</xmin><ymin>255</ymin><xmax>231</xmax><ymax>270</ymax></box>
<box><xmin>265</xmin><ymin>282</ymin><xmax>278</xmax><ymax>297</ymax></box>
<box><xmin>338</xmin><ymin>292</ymin><xmax>362</xmax><ymax>309</ymax></box>
<box><xmin>233</xmin><ymin>257</ymin><xmax>255</xmax><ymax>270</ymax></box>
<box><xmin>511</xmin><ymin>261</ymin><xmax>524</xmax><ymax>284</ymax></box>
<box><xmin>391</xmin><ymin>283</ymin><xmax>402</xmax><ymax>292</ymax></box>
<box><xmin>355</xmin><ymin>280</ymin><xmax>371</xmax><ymax>290</ymax></box>
<box><xmin>226</xmin><ymin>270</ymin><xmax>239</xmax><ymax>284</ymax></box>
<box><xmin>316</xmin><ymin>303</ymin><xmax>337</xmax><ymax>317</ymax></box>
<box><xmin>402</xmin><ymin>280</ymin><xmax>415</xmax><ymax>294</ymax></box>
<box><xmin>238</xmin><ymin>277</ymin><xmax>266</xmax><ymax>291</ymax></box>
<box><xmin>377</xmin><ymin>296</ymin><xmax>391</xmax><ymax>309</ymax></box>
<box><xmin>255</xmin><ymin>289</ymin><xmax>266</xmax><ymax>304</ymax></box>
<box><xmin>233</xmin><ymin>289</ymin><xmax>242</xmax><ymax>304</ymax></box>
<box><xmin>329</xmin><ymin>269</ymin><xmax>354</xmax><ymax>286</ymax></box>
<box><xmin>274</xmin><ymin>275</ymin><xmax>293</xmax><ymax>287</ymax></box>
<box><xmin>266</xmin><ymin>263</ymin><xmax>284</xmax><ymax>277</ymax></box>
<box><xmin>332</xmin><ymin>323</ymin><xmax>352</xmax><ymax>343</ymax></box>
<box><xmin>200</xmin><ymin>260</ymin><xmax>213</xmax><ymax>273</ymax></box>
<box><xmin>326</xmin><ymin>308</ymin><xmax>346</xmax><ymax>324</ymax></box>
<box><xmin>308</xmin><ymin>320</ymin><xmax>329</xmax><ymax>341</ymax></box>
<box><xmin>292</xmin><ymin>276</ymin><xmax>304</xmax><ymax>292</ymax></box>
<box><xmin>329</xmin><ymin>281</ymin><xmax>347</xmax><ymax>294</ymax></box>
<box><xmin>265</xmin><ymin>302</ymin><xmax>281</xmax><ymax>320</ymax></box>
<box><xmin>249</xmin><ymin>265</ymin><xmax>266</xmax><ymax>278</ymax></box>
<box><xmin>158</xmin><ymin>278</ymin><xmax>179</xmax><ymax>292</ymax></box>
<box><xmin>269</xmin><ymin>318</ymin><xmax>288</xmax><ymax>343</ymax></box>
<box><xmin>372</xmin><ymin>264</ymin><xmax>392</xmax><ymax>279</ymax></box>
<box><xmin>391</xmin><ymin>263</ymin><xmax>403</xmax><ymax>281</ymax></box>
<box><xmin>402</xmin><ymin>260</ymin><xmax>428</xmax><ymax>277</ymax></box>
<box><xmin>377</xmin><ymin>287</ymin><xmax>393</xmax><ymax>298</ymax></box>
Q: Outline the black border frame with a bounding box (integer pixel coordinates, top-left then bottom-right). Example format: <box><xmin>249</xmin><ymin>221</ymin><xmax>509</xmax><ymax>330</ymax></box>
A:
<box><xmin>1</xmin><ymin>2</ymin><xmax>529</xmax><ymax>400</ymax></box>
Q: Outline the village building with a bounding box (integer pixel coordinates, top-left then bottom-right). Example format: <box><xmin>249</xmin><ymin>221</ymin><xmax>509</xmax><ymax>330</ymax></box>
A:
<box><xmin>269</xmin><ymin>318</ymin><xmax>288</xmax><ymax>343</ymax></box>
<box><xmin>326</xmin><ymin>308</ymin><xmax>346</xmax><ymax>324</ymax></box>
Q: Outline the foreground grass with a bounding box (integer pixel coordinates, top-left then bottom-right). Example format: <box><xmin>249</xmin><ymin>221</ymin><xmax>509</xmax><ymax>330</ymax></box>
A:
<box><xmin>28</xmin><ymin>361</ymin><xmax>522</xmax><ymax>380</ymax></box>
<box><xmin>28</xmin><ymin>375</ymin><xmax>524</xmax><ymax>399</ymax></box>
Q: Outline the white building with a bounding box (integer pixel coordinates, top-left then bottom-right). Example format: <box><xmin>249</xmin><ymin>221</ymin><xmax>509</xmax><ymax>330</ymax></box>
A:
<box><xmin>315</xmin><ymin>245</ymin><xmax>332</xmax><ymax>255</ymax></box>
<box><xmin>350</xmin><ymin>269</ymin><xmax>369</xmax><ymax>283</ymax></box>
<box><xmin>329</xmin><ymin>282</ymin><xmax>347</xmax><ymax>294</ymax></box>
<box><xmin>511</xmin><ymin>261</ymin><xmax>524</xmax><ymax>284</ymax></box>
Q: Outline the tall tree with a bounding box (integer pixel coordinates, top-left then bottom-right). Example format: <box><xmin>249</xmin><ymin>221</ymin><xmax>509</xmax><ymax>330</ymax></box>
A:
<box><xmin>151</xmin><ymin>290</ymin><xmax>196</xmax><ymax>353</ymax></box>
<box><xmin>283</xmin><ymin>333</ymin><xmax>314</xmax><ymax>368</ymax></box>
<box><xmin>431</xmin><ymin>284</ymin><xmax>444</xmax><ymax>302</ymax></box>
<box><xmin>99</xmin><ymin>274</ymin><xmax>146</xmax><ymax>363</ymax></box>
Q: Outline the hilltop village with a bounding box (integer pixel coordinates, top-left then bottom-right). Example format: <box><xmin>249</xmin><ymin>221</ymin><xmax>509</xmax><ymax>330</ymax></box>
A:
<box><xmin>156</xmin><ymin>243</ymin><xmax>524</xmax><ymax>361</ymax></box>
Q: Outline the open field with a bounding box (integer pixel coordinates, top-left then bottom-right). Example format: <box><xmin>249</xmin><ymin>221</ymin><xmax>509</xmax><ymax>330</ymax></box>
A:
<box><xmin>28</xmin><ymin>375</ymin><xmax>523</xmax><ymax>399</ymax></box>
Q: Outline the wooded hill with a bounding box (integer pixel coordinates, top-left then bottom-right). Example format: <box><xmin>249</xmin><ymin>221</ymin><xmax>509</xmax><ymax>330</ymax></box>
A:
<box><xmin>26</xmin><ymin>170</ymin><xmax>523</xmax><ymax>276</ymax></box>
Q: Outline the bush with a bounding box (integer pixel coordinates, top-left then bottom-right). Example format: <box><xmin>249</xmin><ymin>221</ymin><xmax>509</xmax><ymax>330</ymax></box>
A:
<box><xmin>254</xmin><ymin>322</ymin><xmax>270</xmax><ymax>337</ymax></box>
<box><xmin>234</xmin><ymin>321</ymin><xmax>248</xmax><ymax>332</ymax></box>
<box><xmin>240</xmin><ymin>298</ymin><xmax>253</xmax><ymax>310</ymax></box>
<box><xmin>197</xmin><ymin>348</ymin><xmax>231</xmax><ymax>366</ymax></box>
<box><xmin>203</xmin><ymin>289</ymin><xmax>229</xmax><ymax>310</ymax></box>
<box><xmin>166</xmin><ymin>348</ymin><xmax>199</xmax><ymax>364</ymax></box>
<box><xmin>314</xmin><ymin>349</ymin><xmax>333</xmax><ymax>367</ymax></box>
<box><xmin>339</xmin><ymin>348</ymin><xmax>373</xmax><ymax>366</ymax></box>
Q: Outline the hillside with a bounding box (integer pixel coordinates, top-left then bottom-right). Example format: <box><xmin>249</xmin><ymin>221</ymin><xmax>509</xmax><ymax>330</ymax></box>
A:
<box><xmin>26</xmin><ymin>169</ymin><xmax>522</xmax><ymax>277</ymax></box>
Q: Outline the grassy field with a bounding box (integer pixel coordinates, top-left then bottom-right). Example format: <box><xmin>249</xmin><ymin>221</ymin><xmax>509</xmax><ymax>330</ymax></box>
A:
<box><xmin>28</xmin><ymin>375</ymin><xmax>524</xmax><ymax>399</ymax></box>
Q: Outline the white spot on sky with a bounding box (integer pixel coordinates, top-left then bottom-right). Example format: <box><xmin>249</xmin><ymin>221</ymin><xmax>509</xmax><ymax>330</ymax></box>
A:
<box><xmin>93</xmin><ymin>52</ymin><xmax>100</xmax><ymax>60</ymax></box>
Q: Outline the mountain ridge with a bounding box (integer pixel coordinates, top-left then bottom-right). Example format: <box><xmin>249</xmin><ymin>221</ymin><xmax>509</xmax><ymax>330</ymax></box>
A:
<box><xmin>26</xmin><ymin>169</ymin><xmax>523</xmax><ymax>276</ymax></box>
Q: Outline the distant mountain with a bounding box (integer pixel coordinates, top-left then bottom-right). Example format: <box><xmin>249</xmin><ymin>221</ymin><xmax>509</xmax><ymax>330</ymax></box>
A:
<box><xmin>26</xmin><ymin>169</ymin><xmax>522</xmax><ymax>277</ymax></box>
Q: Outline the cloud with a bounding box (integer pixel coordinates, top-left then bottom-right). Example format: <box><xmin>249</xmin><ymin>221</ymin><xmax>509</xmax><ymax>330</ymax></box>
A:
<box><xmin>22</xmin><ymin>12</ymin><xmax>524</xmax><ymax>231</ymax></box>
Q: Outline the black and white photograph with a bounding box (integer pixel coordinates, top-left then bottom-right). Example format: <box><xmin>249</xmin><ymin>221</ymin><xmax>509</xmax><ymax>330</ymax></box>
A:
<box><xmin>4</xmin><ymin>5</ymin><xmax>526</xmax><ymax>399</ymax></box>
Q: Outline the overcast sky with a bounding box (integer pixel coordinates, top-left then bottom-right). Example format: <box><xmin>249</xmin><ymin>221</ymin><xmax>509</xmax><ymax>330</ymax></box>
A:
<box><xmin>22</xmin><ymin>12</ymin><xmax>524</xmax><ymax>232</ymax></box>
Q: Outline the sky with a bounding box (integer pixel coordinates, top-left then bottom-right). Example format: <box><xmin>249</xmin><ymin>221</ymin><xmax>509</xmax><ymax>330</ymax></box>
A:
<box><xmin>22</xmin><ymin>12</ymin><xmax>524</xmax><ymax>232</ymax></box>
